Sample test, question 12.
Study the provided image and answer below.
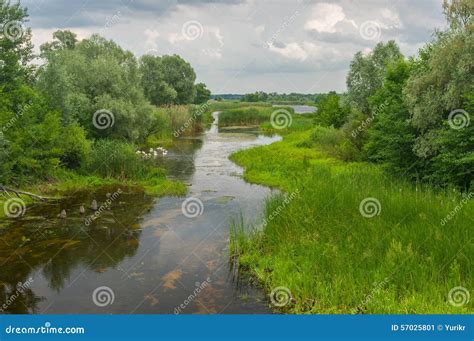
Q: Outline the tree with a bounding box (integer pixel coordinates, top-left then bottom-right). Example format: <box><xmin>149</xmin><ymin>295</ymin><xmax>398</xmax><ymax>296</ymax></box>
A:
<box><xmin>346</xmin><ymin>41</ymin><xmax>403</xmax><ymax>113</ymax></box>
<box><xmin>160</xmin><ymin>55</ymin><xmax>196</xmax><ymax>104</ymax></box>
<box><xmin>0</xmin><ymin>0</ymin><xmax>34</xmax><ymax>87</ymax></box>
<box><xmin>194</xmin><ymin>82</ymin><xmax>211</xmax><ymax>104</ymax></box>
<box><xmin>139</xmin><ymin>54</ymin><xmax>197</xmax><ymax>105</ymax></box>
<box><xmin>363</xmin><ymin>59</ymin><xmax>420</xmax><ymax>178</ymax></box>
<box><xmin>314</xmin><ymin>91</ymin><xmax>349</xmax><ymax>128</ymax></box>
<box><xmin>38</xmin><ymin>33</ymin><xmax>154</xmax><ymax>141</ymax></box>
<box><xmin>139</xmin><ymin>55</ymin><xmax>177</xmax><ymax>105</ymax></box>
<box><xmin>402</xmin><ymin>0</ymin><xmax>473</xmax><ymax>188</ymax></box>
<box><xmin>40</xmin><ymin>30</ymin><xmax>77</xmax><ymax>55</ymax></box>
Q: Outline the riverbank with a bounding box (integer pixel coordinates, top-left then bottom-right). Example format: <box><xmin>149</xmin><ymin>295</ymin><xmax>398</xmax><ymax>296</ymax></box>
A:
<box><xmin>0</xmin><ymin>170</ymin><xmax>186</xmax><ymax>220</ymax></box>
<box><xmin>230</xmin><ymin>129</ymin><xmax>472</xmax><ymax>314</ymax></box>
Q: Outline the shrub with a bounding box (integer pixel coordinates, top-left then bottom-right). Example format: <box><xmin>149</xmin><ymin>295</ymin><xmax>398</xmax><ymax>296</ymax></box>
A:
<box><xmin>57</xmin><ymin>123</ymin><xmax>91</xmax><ymax>169</ymax></box>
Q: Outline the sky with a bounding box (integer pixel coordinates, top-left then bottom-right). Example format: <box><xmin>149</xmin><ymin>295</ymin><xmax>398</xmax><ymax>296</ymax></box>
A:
<box><xmin>22</xmin><ymin>0</ymin><xmax>447</xmax><ymax>94</ymax></box>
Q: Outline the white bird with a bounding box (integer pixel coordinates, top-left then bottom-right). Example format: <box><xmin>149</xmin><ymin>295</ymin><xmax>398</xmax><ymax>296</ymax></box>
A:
<box><xmin>58</xmin><ymin>209</ymin><xmax>67</xmax><ymax>219</ymax></box>
<box><xmin>91</xmin><ymin>200</ymin><xmax>98</xmax><ymax>210</ymax></box>
<box><xmin>79</xmin><ymin>205</ymin><xmax>85</xmax><ymax>214</ymax></box>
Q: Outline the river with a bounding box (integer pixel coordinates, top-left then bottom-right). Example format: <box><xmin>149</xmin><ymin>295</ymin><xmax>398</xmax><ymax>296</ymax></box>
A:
<box><xmin>0</xmin><ymin>113</ymin><xmax>281</xmax><ymax>314</ymax></box>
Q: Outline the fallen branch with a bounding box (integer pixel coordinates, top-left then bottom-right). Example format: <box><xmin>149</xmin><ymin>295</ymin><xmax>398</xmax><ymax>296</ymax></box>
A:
<box><xmin>0</xmin><ymin>185</ymin><xmax>60</xmax><ymax>201</ymax></box>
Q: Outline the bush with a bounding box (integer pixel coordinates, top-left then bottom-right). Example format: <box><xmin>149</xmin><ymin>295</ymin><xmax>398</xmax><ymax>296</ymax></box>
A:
<box><xmin>57</xmin><ymin>123</ymin><xmax>91</xmax><ymax>169</ymax></box>
<box><xmin>311</xmin><ymin>126</ymin><xmax>358</xmax><ymax>161</ymax></box>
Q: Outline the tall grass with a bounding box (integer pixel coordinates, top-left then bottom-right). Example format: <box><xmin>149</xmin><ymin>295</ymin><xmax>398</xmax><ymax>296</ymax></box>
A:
<box><xmin>230</xmin><ymin>131</ymin><xmax>473</xmax><ymax>314</ymax></box>
<box><xmin>218</xmin><ymin>106</ymin><xmax>295</xmax><ymax>127</ymax></box>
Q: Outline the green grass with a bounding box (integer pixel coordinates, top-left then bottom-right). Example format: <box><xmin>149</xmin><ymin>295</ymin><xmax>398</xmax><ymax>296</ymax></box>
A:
<box><xmin>230</xmin><ymin>129</ymin><xmax>473</xmax><ymax>314</ymax></box>
<box><xmin>218</xmin><ymin>105</ymin><xmax>296</xmax><ymax>128</ymax></box>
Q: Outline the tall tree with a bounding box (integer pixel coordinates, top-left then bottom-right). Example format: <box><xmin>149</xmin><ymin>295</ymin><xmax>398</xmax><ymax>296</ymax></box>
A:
<box><xmin>0</xmin><ymin>0</ymin><xmax>34</xmax><ymax>87</ymax></box>
<box><xmin>346</xmin><ymin>41</ymin><xmax>402</xmax><ymax>113</ymax></box>
<box><xmin>194</xmin><ymin>82</ymin><xmax>211</xmax><ymax>104</ymax></box>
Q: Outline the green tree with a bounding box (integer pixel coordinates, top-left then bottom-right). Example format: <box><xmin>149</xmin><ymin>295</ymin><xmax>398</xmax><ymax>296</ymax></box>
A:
<box><xmin>346</xmin><ymin>41</ymin><xmax>402</xmax><ymax>113</ymax></box>
<box><xmin>139</xmin><ymin>54</ymin><xmax>177</xmax><ymax>105</ymax></box>
<box><xmin>38</xmin><ymin>33</ymin><xmax>154</xmax><ymax>141</ymax></box>
<box><xmin>139</xmin><ymin>54</ymin><xmax>197</xmax><ymax>105</ymax></box>
<box><xmin>0</xmin><ymin>0</ymin><xmax>34</xmax><ymax>87</ymax></box>
<box><xmin>194</xmin><ymin>82</ymin><xmax>211</xmax><ymax>104</ymax></box>
<box><xmin>314</xmin><ymin>91</ymin><xmax>349</xmax><ymax>128</ymax></box>
<box><xmin>363</xmin><ymin>59</ymin><xmax>420</xmax><ymax>178</ymax></box>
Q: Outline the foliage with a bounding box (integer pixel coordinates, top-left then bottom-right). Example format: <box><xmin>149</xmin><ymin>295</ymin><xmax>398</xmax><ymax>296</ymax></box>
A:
<box><xmin>37</xmin><ymin>33</ymin><xmax>155</xmax><ymax>142</ymax></box>
<box><xmin>314</xmin><ymin>91</ymin><xmax>350</xmax><ymax>128</ymax></box>
<box><xmin>363</xmin><ymin>59</ymin><xmax>420</xmax><ymax>179</ymax></box>
<box><xmin>346</xmin><ymin>41</ymin><xmax>402</xmax><ymax>113</ymax></box>
<box><xmin>194</xmin><ymin>82</ymin><xmax>211</xmax><ymax>104</ymax></box>
<box><xmin>139</xmin><ymin>54</ymin><xmax>196</xmax><ymax>105</ymax></box>
<box><xmin>0</xmin><ymin>0</ymin><xmax>34</xmax><ymax>87</ymax></box>
<box><xmin>230</xmin><ymin>130</ymin><xmax>473</xmax><ymax>314</ymax></box>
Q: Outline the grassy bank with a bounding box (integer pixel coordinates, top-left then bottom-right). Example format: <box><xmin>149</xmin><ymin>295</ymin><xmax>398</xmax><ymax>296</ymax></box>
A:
<box><xmin>230</xmin><ymin>130</ymin><xmax>473</xmax><ymax>314</ymax></box>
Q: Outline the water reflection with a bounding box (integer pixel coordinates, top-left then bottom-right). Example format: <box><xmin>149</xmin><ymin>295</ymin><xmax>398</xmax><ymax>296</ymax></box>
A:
<box><xmin>0</xmin><ymin>113</ymin><xmax>280</xmax><ymax>314</ymax></box>
<box><xmin>0</xmin><ymin>189</ymin><xmax>153</xmax><ymax>313</ymax></box>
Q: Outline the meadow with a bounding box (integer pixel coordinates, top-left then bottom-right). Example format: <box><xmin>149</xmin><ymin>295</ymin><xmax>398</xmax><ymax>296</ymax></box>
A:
<box><xmin>230</xmin><ymin>123</ymin><xmax>472</xmax><ymax>314</ymax></box>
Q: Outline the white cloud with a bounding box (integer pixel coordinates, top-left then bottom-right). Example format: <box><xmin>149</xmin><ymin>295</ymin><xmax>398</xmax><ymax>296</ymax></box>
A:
<box><xmin>268</xmin><ymin>42</ymin><xmax>308</xmax><ymax>61</ymax></box>
<box><xmin>304</xmin><ymin>3</ymin><xmax>346</xmax><ymax>33</ymax></box>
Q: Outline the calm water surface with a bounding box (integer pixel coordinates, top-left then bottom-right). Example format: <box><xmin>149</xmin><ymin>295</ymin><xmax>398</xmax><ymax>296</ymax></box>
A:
<box><xmin>272</xmin><ymin>104</ymin><xmax>316</xmax><ymax>114</ymax></box>
<box><xmin>0</xmin><ymin>113</ymin><xmax>281</xmax><ymax>314</ymax></box>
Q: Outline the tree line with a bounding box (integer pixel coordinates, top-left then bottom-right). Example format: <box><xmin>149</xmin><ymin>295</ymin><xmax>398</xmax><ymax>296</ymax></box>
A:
<box><xmin>313</xmin><ymin>0</ymin><xmax>473</xmax><ymax>190</ymax></box>
<box><xmin>0</xmin><ymin>0</ymin><xmax>211</xmax><ymax>186</ymax></box>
